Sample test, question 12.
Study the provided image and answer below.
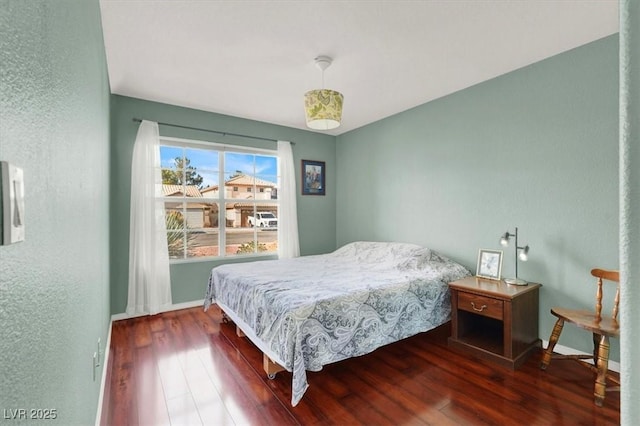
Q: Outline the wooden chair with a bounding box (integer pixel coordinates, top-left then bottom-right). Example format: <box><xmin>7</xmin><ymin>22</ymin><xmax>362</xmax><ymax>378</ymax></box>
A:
<box><xmin>540</xmin><ymin>268</ymin><xmax>620</xmax><ymax>406</ymax></box>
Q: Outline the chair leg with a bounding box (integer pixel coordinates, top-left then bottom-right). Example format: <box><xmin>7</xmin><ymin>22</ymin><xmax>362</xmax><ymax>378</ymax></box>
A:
<box><xmin>592</xmin><ymin>332</ymin><xmax>600</xmax><ymax>363</ymax></box>
<box><xmin>541</xmin><ymin>318</ymin><xmax>564</xmax><ymax>370</ymax></box>
<box><xmin>594</xmin><ymin>334</ymin><xmax>610</xmax><ymax>407</ymax></box>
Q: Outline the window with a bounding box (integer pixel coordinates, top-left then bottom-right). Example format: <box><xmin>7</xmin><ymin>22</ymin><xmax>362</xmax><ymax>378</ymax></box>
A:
<box><xmin>160</xmin><ymin>137</ymin><xmax>279</xmax><ymax>261</ymax></box>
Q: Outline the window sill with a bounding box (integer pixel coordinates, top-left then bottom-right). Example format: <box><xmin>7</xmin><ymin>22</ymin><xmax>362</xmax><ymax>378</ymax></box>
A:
<box><xmin>169</xmin><ymin>253</ymin><xmax>278</xmax><ymax>265</ymax></box>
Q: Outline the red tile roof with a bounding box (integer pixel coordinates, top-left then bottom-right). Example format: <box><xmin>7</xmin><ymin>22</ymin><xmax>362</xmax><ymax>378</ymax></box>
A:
<box><xmin>162</xmin><ymin>184</ymin><xmax>203</xmax><ymax>197</ymax></box>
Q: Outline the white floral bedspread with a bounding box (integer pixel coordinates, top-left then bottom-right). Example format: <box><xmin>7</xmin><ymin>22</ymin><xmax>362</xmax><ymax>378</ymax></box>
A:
<box><xmin>204</xmin><ymin>241</ymin><xmax>470</xmax><ymax>406</ymax></box>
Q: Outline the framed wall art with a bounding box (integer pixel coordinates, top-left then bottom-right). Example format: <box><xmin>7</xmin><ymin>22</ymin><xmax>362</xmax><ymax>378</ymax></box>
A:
<box><xmin>476</xmin><ymin>249</ymin><xmax>503</xmax><ymax>280</ymax></box>
<box><xmin>1</xmin><ymin>161</ymin><xmax>25</xmax><ymax>245</ymax></box>
<box><xmin>301</xmin><ymin>159</ymin><xmax>325</xmax><ymax>196</ymax></box>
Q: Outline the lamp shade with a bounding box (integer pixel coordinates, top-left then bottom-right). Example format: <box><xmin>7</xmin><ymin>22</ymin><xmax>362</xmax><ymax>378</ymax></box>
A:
<box><xmin>304</xmin><ymin>89</ymin><xmax>343</xmax><ymax>130</ymax></box>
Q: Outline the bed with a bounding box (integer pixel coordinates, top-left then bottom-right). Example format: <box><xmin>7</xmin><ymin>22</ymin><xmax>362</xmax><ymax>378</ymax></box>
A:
<box><xmin>204</xmin><ymin>241</ymin><xmax>470</xmax><ymax>406</ymax></box>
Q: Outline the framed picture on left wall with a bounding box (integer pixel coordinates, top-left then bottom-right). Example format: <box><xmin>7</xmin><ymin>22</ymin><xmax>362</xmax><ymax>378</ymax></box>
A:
<box><xmin>1</xmin><ymin>161</ymin><xmax>25</xmax><ymax>245</ymax></box>
<box><xmin>301</xmin><ymin>160</ymin><xmax>325</xmax><ymax>196</ymax></box>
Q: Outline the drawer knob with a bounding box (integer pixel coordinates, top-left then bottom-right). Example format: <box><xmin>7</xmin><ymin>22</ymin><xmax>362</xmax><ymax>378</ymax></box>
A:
<box><xmin>471</xmin><ymin>302</ymin><xmax>487</xmax><ymax>312</ymax></box>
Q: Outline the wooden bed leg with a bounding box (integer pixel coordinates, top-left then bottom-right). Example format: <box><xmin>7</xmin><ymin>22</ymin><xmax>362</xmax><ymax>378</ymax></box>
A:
<box><xmin>235</xmin><ymin>325</ymin><xmax>246</xmax><ymax>337</ymax></box>
<box><xmin>263</xmin><ymin>353</ymin><xmax>285</xmax><ymax>380</ymax></box>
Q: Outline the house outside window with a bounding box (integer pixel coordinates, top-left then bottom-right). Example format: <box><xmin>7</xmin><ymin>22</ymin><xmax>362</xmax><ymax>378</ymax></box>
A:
<box><xmin>160</xmin><ymin>137</ymin><xmax>279</xmax><ymax>261</ymax></box>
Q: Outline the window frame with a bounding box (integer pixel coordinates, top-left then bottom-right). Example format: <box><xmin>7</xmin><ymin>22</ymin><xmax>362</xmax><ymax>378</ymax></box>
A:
<box><xmin>159</xmin><ymin>136</ymin><xmax>279</xmax><ymax>263</ymax></box>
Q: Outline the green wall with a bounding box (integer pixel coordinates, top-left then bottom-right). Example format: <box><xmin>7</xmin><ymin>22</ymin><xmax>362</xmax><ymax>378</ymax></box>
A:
<box><xmin>0</xmin><ymin>1</ymin><xmax>111</xmax><ymax>424</ymax></box>
<box><xmin>336</xmin><ymin>35</ymin><xmax>620</xmax><ymax>361</ymax></box>
<box><xmin>110</xmin><ymin>95</ymin><xmax>336</xmax><ymax>314</ymax></box>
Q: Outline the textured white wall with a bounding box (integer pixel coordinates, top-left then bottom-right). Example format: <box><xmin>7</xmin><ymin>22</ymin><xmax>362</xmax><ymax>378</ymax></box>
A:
<box><xmin>619</xmin><ymin>1</ymin><xmax>639</xmax><ymax>424</ymax></box>
<box><xmin>0</xmin><ymin>1</ymin><xmax>110</xmax><ymax>424</ymax></box>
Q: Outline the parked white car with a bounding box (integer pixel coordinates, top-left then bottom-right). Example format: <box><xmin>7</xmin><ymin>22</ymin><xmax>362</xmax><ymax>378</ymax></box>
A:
<box><xmin>248</xmin><ymin>212</ymin><xmax>278</xmax><ymax>228</ymax></box>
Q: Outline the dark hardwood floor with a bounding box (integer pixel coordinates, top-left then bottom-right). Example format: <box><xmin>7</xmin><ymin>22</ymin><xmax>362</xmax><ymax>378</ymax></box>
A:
<box><xmin>101</xmin><ymin>306</ymin><xmax>620</xmax><ymax>425</ymax></box>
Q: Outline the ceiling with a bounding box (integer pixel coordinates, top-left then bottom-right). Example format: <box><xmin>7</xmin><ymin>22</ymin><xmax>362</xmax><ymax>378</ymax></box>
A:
<box><xmin>99</xmin><ymin>1</ymin><xmax>619</xmax><ymax>136</ymax></box>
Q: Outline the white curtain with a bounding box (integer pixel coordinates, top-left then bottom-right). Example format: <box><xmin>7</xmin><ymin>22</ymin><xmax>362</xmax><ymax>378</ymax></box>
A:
<box><xmin>277</xmin><ymin>140</ymin><xmax>300</xmax><ymax>258</ymax></box>
<box><xmin>126</xmin><ymin>120</ymin><xmax>172</xmax><ymax>316</ymax></box>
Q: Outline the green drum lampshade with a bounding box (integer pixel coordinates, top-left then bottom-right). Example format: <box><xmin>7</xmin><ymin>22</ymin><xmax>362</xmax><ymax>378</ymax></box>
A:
<box><xmin>304</xmin><ymin>89</ymin><xmax>344</xmax><ymax>131</ymax></box>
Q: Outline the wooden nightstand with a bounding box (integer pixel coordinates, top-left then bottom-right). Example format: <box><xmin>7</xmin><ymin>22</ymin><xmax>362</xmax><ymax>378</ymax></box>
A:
<box><xmin>448</xmin><ymin>276</ymin><xmax>541</xmax><ymax>370</ymax></box>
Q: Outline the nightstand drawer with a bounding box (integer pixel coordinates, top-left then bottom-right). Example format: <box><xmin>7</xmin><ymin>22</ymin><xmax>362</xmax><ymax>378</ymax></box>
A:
<box><xmin>457</xmin><ymin>292</ymin><xmax>503</xmax><ymax>320</ymax></box>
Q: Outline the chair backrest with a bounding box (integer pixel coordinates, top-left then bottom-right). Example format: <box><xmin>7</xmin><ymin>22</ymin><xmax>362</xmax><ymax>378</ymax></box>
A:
<box><xmin>590</xmin><ymin>268</ymin><xmax>620</xmax><ymax>321</ymax></box>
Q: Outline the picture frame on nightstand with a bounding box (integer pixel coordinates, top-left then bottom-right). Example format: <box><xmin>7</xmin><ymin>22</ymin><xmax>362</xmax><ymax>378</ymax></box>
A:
<box><xmin>476</xmin><ymin>249</ymin><xmax>503</xmax><ymax>280</ymax></box>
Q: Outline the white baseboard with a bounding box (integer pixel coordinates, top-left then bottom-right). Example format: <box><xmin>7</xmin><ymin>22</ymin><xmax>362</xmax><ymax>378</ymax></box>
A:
<box><xmin>542</xmin><ymin>340</ymin><xmax>621</xmax><ymax>373</ymax></box>
<box><xmin>110</xmin><ymin>299</ymin><xmax>205</xmax><ymax>322</ymax></box>
<box><xmin>94</xmin><ymin>320</ymin><xmax>112</xmax><ymax>426</ymax></box>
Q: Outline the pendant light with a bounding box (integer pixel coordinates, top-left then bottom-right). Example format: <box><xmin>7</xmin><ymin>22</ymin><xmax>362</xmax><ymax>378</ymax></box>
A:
<box><xmin>304</xmin><ymin>56</ymin><xmax>344</xmax><ymax>130</ymax></box>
